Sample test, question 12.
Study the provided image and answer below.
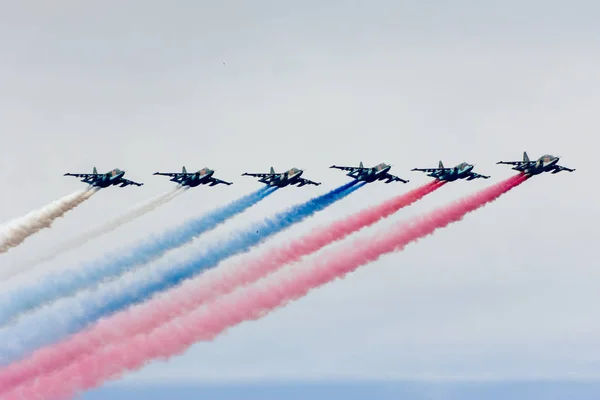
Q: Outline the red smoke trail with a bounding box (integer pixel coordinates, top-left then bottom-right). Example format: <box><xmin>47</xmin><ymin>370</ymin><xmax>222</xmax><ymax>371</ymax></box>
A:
<box><xmin>3</xmin><ymin>175</ymin><xmax>526</xmax><ymax>399</ymax></box>
<box><xmin>0</xmin><ymin>181</ymin><xmax>443</xmax><ymax>393</ymax></box>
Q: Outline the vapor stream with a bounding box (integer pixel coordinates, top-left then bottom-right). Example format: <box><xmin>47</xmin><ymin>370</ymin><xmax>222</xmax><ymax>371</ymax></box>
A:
<box><xmin>1</xmin><ymin>187</ymin><xmax>188</xmax><ymax>281</ymax></box>
<box><xmin>0</xmin><ymin>182</ymin><xmax>360</xmax><ymax>365</ymax></box>
<box><xmin>0</xmin><ymin>186</ymin><xmax>275</xmax><ymax>328</ymax></box>
<box><xmin>0</xmin><ymin>181</ymin><xmax>441</xmax><ymax>392</ymax></box>
<box><xmin>0</xmin><ymin>175</ymin><xmax>527</xmax><ymax>399</ymax></box>
<box><xmin>0</xmin><ymin>189</ymin><xmax>98</xmax><ymax>254</ymax></box>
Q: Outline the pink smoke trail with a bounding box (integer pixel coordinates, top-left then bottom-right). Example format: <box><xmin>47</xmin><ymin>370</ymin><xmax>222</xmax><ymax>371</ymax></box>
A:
<box><xmin>3</xmin><ymin>175</ymin><xmax>527</xmax><ymax>399</ymax></box>
<box><xmin>0</xmin><ymin>180</ymin><xmax>443</xmax><ymax>393</ymax></box>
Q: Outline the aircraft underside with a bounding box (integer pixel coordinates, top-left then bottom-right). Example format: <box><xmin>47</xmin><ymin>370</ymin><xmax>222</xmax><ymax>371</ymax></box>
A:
<box><xmin>88</xmin><ymin>180</ymin><xmax>112</xmax><ymax>188</ymax></box>
<box><xmin>180</xmin><ymin>179</ymin><xmax>203</xmax><ymax>187</ymax></box>
<box><xmin>437</xmin><ymin>175</ymin><xmax>458</xmax><ymax>182</ymax></box>
<box><xmin>269</xmin><ymin>180</ymin><xmax>291</xmax><ymax>187</ymax></box>
<box><xmin>352</xmin><ymin>172</ymin><xmax>387</xmax><ymax>182</ymax></box>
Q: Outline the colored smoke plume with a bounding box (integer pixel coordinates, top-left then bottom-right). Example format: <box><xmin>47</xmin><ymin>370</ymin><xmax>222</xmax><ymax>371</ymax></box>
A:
<box><xmin>0</xmin><ymin>175</ymin><xmax>526</xmax><ymax>398</ymax></box>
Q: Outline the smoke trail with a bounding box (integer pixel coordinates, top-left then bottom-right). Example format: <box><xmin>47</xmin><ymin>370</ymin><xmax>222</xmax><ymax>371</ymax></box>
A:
<box><xmin>0</xmin><ymin>182</ymin><xmax>362</xmax><ymax>367</ymax></box>
<box><xmin>0</xmin><ymin>181</ymin><xmax>440</xmax><ymax>391</ymax></box>
<box><xmin>0</xmin><ymin>189</ymin><xmax>97</xmax><ymax>254</ymax></box>
<box><xmin>0</xmin><ymin>175</ymin><xmax>526</xmax><ymax>398</ymax></box>
<box><xmin>2</xmin><ymin>187</ymin><xmax>188</xmax><ymax>281</ymax></box>
<box><xmin>0</xmin><ymin>186</ymin><xmax>275</xmax><ymax>328</ymax></box>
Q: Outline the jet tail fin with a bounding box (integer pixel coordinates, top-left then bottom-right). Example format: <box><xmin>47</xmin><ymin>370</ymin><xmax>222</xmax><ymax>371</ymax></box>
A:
<box><xmin>182</xmin><ymin>166</ymin><xmax>187</xmax><ymax>173</ymax></box>
<box><xmin>359</xmin><ymin>161</ymin><xmax>363</xmax><ymax>168</ymax></box>
<box><xmin>523</xmin><ymin>151</ymin><xmax>530</xmax><ymax>162</ymax></box>
<box><xmin>270</xmin><ymin>166</ymin><xmax>275</xmax><ymax>174</ymax></box>
<box><xmin>93</xmin><ymin>167</ymin><xmax>98</xmax><ymax>174</ymax></box>
<box><xmin>438</xmin><ymin>160</ymin><xmax>444</xmax><ymax>168</ymax></box>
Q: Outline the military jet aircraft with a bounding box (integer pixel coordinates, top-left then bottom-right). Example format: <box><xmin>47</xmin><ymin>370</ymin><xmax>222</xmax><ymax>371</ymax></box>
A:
<box><xmin>153</xmin><ymin>166</ymin><xmax>232</xmax><ymax>187</ymax></box>
<box><xmin>242</xmin><ymin>167</ymin><xmax>320</xmax><ymax>187</ymax></box>
<box><xmin>411</xmin><ymin>161</ymin><xmax>489</xmax><ymax>181</ymax></box>
<box><xmin>64</xmin><ymin>167</ymin><xmax>143</xmax><ymax>187</ymax></box>
<box><xmin>496</xmin><ymin>151</ymin><xmax>575</xmax><ymax>176</ymax></box>
<box><xmin>330</xmin><ymin>162</ymin><xmax>409</xmax><ymax>183</ymax></box>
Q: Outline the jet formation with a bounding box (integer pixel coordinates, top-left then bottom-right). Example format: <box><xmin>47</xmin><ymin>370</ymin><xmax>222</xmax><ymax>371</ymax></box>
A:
<box><xmin>63</xmin><ymin>152</ymin><xmax>575</xmax><ymax>189</ymax></box>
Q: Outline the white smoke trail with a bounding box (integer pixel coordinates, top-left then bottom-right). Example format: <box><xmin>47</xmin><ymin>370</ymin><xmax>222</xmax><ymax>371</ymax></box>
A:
<box><xmin>4</xmin><ymin>186</ymin><xmax>188</xmax><ymax>279</ymax></box>
<box><xmin>0</xmin><ymin>189</ymin><xmax>98</xmax><ymax>254</ymax></box>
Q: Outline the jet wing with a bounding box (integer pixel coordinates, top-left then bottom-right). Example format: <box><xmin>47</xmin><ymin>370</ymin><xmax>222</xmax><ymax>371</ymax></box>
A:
<box><xmin>242</xmin><ymin>172</ymin><xmax>276</xmax><ymax>178</ymax></box>
<box><xmin>496</xmin><ymin>160</ymin><xmax>535</xmax><ymax>172</ymax></box>
<box><xmin>296</xmin><ymin>177</ymin><xmax>321</xmax><ymax>186</ymax></box>
<box><xmin>330</xmin><ymin>165</ymin><xmax>368</xmax><ymax>172</ymax></box>
<box><xmin>382</xmin><ymin>173</ymin><xmax>409</xmax><ymax>183</ymax></box>
<box><xmin>153</xmin><ymin>172</ymin><xmax>190</xmax><ymax>178</ymax></box>
<box><xmin>496</xmin><ymin>160</ymin><xmax>534</xmax><ymax>166</ymax></box>
<box><xmin>411</xmin><ymin>167</ymin><xmax>452</xmax><ymax>173</ymax></box>
<box><xmin>467</xmin><ymin>172</ymin><xmax>490</xmax><ymax>180</ymax></box>
<box><xmin>551</xmin><ymin>165</ymin><xmax>576</xmax><ymax>173</ymax></box>
<box><xmin>208</xmin><ymin>176</ymin><xmax>233</xmax><ymax>186</ymax></box>
<box><xmin>119</xmin><ymin>178</ymin><xmax>144</xmax><ymax>187</ymax></box>
<box><xmin>64</xmin><ymin>173</ymin><xmax>99</xmax><ymax>178</ymax></box>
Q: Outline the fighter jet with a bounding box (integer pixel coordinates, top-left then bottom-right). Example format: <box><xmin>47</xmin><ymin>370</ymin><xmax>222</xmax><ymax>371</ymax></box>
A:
<box><xmin>242</xmin><ymin>167</ymin><xmax>320</xmax><ymax>187</ymax></box>
<box><xmin>64</xmin><ymin>167</ymin><xmax>143</xmax><ymax>187</ymax></box>
<box><xmin>496</xmin><ymin>151</ymin><xmax>575</xmax><ymax>176</ymax></box>
<box><xmin>411</xmin><ymin>161</ymin><xmax>489</xmax><ymax>182</ymax></box>
<box><xmin>330</xmin><ymin>162</ymin><xmax>409</xmax><ymax>183</ymax></box>
<box><xmin>153</xmin><ymin>166</ymin><xmax>232</xmax><ymax>187</ymax></box>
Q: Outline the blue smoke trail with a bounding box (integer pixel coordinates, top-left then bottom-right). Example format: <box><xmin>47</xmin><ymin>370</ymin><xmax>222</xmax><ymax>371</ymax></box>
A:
<box><xmin>0</xmin><ymin>181</ymin><xmax>364</xmax><ymax>364</ymax></box>
<box><xmin>0</xmin><ymin>186</ymin><xmax>276</xmax><ymax>327</ymax></box>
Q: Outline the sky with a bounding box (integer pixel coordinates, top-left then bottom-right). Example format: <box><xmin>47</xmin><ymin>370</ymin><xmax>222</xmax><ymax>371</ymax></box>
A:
<box><xmin>1</xmin><ymin>0</ymin><xmax>599</xmax><ymax>398</ymax></box>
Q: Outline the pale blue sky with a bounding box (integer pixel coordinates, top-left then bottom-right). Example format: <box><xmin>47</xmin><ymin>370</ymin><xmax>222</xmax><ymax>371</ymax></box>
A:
<box><xmin>81</xmin><ymin>381</ymin><xmax>600</xmax><ymax>400</ymax></box>
<box><xmin>1</xmin><ymin>0</ymin><xmax>599</xmax><ymax>398</ymax></box>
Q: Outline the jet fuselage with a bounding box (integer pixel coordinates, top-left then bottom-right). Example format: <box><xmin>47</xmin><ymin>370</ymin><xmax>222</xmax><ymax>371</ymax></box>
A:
<box><xmin>175</xmin><ymin>168</ymin><xmax>215</xmax><ymax>187</ymax></box>
<box><xmin>433</xmin><ymin>163</ymin><xmax>475</xmax><ymax>181</ymax></box>
<box><xmin>349</xmin><ymin>163</ymin><xmax>392</xmax><ymax>182</ymax></box>
<box><xmin>84</xmin><ymin>169</ymin><xmax>126</xmax><ymax>187</ymax></box>
<box><xmin>521</xmin><ymin>155</ymin><xmax>560</xmax><ymax>175</ymax></box>
<box><xmin>262</xmin><ymin>168</ymin><xmax>304</xmax><ymax>187</ymax></box>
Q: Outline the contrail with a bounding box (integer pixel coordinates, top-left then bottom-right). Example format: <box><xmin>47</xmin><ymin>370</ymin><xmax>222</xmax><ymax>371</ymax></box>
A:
<box><xmin>0</xmin><ymin>189</ymin><xmax>98</xmax><ymax>254</ymax></box>
<box><xmin>0</xmin><ymin>186</ymin><xmax>276</xmax><ymax>328</ymax></box>
<box><xmin>0</xmin><ymin>181</ymin><xmax>441</xmax><ymax>391</ymax></box>
<box><xmin>0</xmin><ymin>175</ymin><xmax>527</xmax><ymax>398</ymax></box>
<box><xmin>2</xmin><ymin>187</ymin><xmax>188</xmax><ymax>281</ymax></box>
<box><xmin>0</xmin><ymin>182</ymin><xmax>362</xmax><ymax>366</ymax></box>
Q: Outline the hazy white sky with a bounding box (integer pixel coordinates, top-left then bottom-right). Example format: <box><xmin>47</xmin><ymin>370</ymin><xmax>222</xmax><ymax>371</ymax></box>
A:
<box><xmin>0</xmin><ymin>0</ymin><xmax>598</xmax><ymax>388</ymax></box>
